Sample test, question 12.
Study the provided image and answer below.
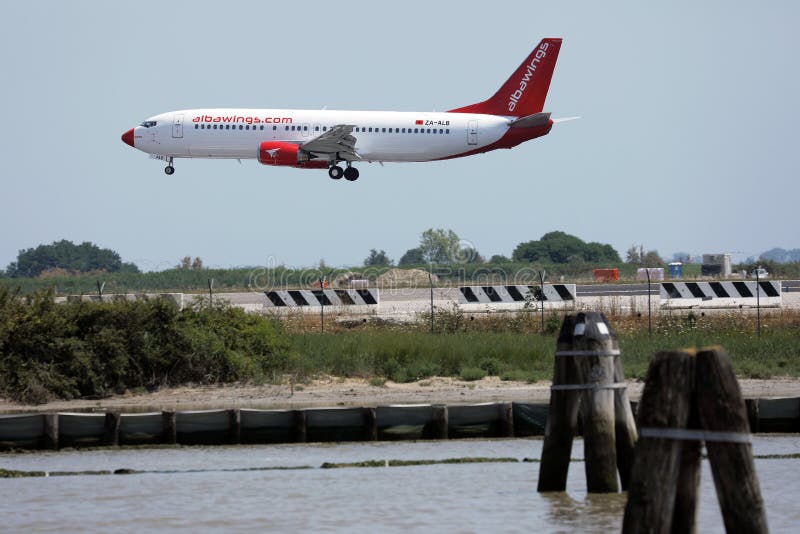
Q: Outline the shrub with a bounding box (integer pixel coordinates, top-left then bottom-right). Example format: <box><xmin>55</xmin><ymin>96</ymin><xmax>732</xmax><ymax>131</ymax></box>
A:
<box><xmin>478</xmin><ymin>357</ymin><xmax>503</xmax><ymax>376</ymax></box>
<box><xmin>459</xmin><ymin>367</ymin><xmax>487</xmax><ymax>381</ymax></box>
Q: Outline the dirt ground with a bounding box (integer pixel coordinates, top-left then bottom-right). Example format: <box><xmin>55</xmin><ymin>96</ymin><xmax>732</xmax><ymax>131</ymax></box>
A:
<box><xmin>3</xmin><ymin>376</ymin><xmax>800</xmax><ymax>414</ymax></box>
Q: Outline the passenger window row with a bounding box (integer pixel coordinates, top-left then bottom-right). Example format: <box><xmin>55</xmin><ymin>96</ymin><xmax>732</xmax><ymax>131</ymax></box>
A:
<box><xmin>193</xmin><ymin>124</ymin><xmax>451</xmax><ymax>134</ymax></box>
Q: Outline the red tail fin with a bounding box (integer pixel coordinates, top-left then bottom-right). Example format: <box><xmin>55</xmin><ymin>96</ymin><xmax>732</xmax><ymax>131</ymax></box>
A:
<box><xmin>449</xmin><ymin>38</ymin><xmax>562</xmax><ymax>117</ymax></box>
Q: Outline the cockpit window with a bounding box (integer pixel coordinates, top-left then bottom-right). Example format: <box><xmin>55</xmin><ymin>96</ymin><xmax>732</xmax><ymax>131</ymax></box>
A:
<box><xmin>140</xmin><ymin>121</ymin><xmax>157</xmax><ymax>128</ymax></box>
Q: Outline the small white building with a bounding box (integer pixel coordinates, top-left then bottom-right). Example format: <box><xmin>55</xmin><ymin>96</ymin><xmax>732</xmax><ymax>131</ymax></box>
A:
<box><xmin>701</xmin><ymin>254</ymin><xmax>732</xmax><ymax>277</ymax></box>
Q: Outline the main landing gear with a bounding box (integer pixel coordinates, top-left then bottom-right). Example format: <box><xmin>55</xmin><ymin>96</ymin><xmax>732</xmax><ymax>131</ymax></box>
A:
<box><xmin>164</xmin><ymin>156</ymin><xmax>175</xmax><ymax>175</ymax></box>
<box><xmin>328</xmin><ymin>165</ymin><xmax>343</xmax><ymax>179</ymax></box>
<box><xmin>328</xmin><ymin>163</ymin><xmax>359</xmax><ymax>181</ymax></box>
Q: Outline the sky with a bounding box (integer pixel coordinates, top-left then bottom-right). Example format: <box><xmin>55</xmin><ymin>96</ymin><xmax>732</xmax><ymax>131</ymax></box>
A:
<box><xmin>1</xmin><ymin>1</ymin><xmax>798</xmax><ymax>271</ymax></box>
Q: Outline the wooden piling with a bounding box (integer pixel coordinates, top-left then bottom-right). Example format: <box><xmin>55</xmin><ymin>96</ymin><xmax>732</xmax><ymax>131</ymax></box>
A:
<box><xmin>292</xmin><ymin>410</ymin><xmax>307</xmax><ymax>443</ymax></box>
<box><xmin>671</xmin><ymin>398</ymin><xmax>701</xmax><ymax>534</ymax></box>
<box><xmin>613</xmin><ymin>354</ymin><xmax>638</xmax><ymax>490</ymax></box>
<box><xmin>572</xmin><ymin>312</ymin><xmax>619</xmax><ymax>493</ymax></box>
<box><xmin>362</xmin><ymin>407</ymin><xmax>377</xmax><ymax>441</ymax></box>
<box><xmin>498</xmin><ymin>401</ymin><xmax>514</xmax><ymax>438</ymax></box>
<box><xmin>537</xmin><ymin>314</ymin><xmax>582</xmax><ymax>492</ymax></box>
<box><xmin>227</xmin><ymin>409</ymin><xmax>241</xmax><ymax>445</ymax></box>
<box><xmin>103</xmin><ymin>412</ymin><xmax>120</xmax><ymax>447</ymax></box>
<box><xmin>161</xmin><ymin>410</ymin><xmax>177</xmax><ymax>444</ymax></box>
<box><xmin>622</xmin><ymin>350</ymin><xmax>695</xmax><ymax>534</ymax></box>
<box><xmin>696</xmin><ymin>347</ymin><xmax>768</xmax><ymax>534</ymax></box>
<box><xmin>43</xmin><ymin>413</ymin><xmax>59</xmax><ymax>450</ymax></box>
<box><xmin>745</xmin><ymin>398</ymin><xmax>760</xmax><ymax>433</ymax></box>
<box><xmin>431</xmin><ymin>405</ymin><xmax>448</xmax><ymax>440</ymax></box>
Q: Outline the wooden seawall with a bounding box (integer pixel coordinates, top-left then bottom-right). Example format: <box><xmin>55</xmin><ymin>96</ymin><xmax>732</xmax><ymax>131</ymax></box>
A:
<box><xmin>1</xmin><ymin>398</ymin><xmax>797</xmax><ymax>451</ymax></box>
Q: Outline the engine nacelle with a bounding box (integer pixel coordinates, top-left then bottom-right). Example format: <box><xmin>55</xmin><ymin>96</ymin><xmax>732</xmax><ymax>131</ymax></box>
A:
<box><xmin>258</xmin><ymin>141</ymin><xmax>327</xmax><ymax>169</ymax></box>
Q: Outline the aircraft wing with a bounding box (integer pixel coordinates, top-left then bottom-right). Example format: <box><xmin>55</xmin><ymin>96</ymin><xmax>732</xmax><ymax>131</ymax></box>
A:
<box><xmin>301</xmin><ymin>125</ymin><xmax>360</xmax><ymax>160</ymax></box>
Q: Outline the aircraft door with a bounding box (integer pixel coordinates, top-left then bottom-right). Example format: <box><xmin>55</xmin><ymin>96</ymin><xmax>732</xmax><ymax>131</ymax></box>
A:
<box><xmin>302</xmin><ymin>124</ymin><xmax>311</xmax><ymax>138</ymax></box>
<box><xmin>172</xmin><ymin>114</ymin><xmax>184</xmax><ymax>138</ymax></box>
<box><xmin>468</xmin><ymin>120</ymin><xmax>478</xmax><ymax>145</ymax></box>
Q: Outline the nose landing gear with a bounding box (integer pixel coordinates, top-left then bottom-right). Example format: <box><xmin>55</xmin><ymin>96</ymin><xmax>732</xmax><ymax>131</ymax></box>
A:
<box><xmin>164</xmin><ymin>156</ymin><xmax>175</xmax><ymax>175</ymax></box>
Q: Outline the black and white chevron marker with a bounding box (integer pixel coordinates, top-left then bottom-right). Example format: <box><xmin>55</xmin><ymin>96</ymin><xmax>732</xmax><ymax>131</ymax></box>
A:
<box><xmin>458</xmin><ymin>284</ymin><xmax>576</xmax><ymax>304</ymax></box>
<box><xmin>264</xmin><ymin>288</ymin><xmax>379</xmax><ymax>307</ymax></box>
<box><xmin>660</xmin><ymin>281</ymin><xmax>782</xmax><ymax>304</ymax></box>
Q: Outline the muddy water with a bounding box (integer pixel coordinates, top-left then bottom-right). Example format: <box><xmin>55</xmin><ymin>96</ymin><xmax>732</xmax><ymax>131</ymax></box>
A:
<box><xmin>2</xmin><ymin>437</ymin><xmax>799</xmax><ymax>532</ymax></box>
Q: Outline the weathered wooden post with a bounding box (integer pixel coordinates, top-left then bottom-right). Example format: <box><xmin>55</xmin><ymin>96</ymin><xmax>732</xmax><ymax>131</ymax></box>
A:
<box><xmin>431</xmin><ymin>405</ymin><xmax>448</xmax><ymax>440</ymax></box>
<box><xmin>671</xmin><ymin>404</ymin><xmax>702</xmax><ymax>533</ymax></box>
<box><xmin>538</xmin><ymin>312</ymin><xmax>635</xmax><ymax>493</ymax></box>
<box><xmin>537</xmin><ymin>314</ymin><xmax>582</xmax><ymax>492</ymax></box>
<box><xmin>227</xmin><ymin>409</ymin><xmax>241</xmax><ymax>445</ymax></box>
<box><xmin>613</xmin><ymin>352</ymin><xmax>638</xmax><ymax>490</ymax></box>
<box><xmin>292</xmin><ymin>410</ymin><xmax>307</xmax><ymax>443</ymax></box>
<box><xmin>696</xmin><ymin>347</ymin><xmax>768</xmax><ymax>533</ymax></box>
<box><xmin>622</xmin><ymin>350</ymin><xmax>695</xmax><ymax>533</ymax></box>
<box><xmin>745</xmin><ymin>398</ymin><xmax>760</xmax><ymax>433</ymax></box>
<box><xmin>104</xmin><ymin>412</ymin><xmax>120</xmax><ymax>447</ymax></box>
<box><xmin>362</xmin><ymin>407</ymin><xmax>377</xmax><ymax>441</ymax></box>
<box><xmin>572</xmin><ymin>312</ymin><xmax>619</xmax><ymax>493</ymax></box>
<box><xmin>498</xmin><ymin>401</ymin><xmax>514</xmax><ymax>438</ymax></box>
<box><xmin>162</xmin><ymin>410</ymin><xmax>177</xmax><ymax>444</ymax></box>
<box><xmin>623</xmin><ymin>346</ymin><xmax>768</xmax><ymax>534</ymax></box>
<box><xmin>43</xmin><ymin>413</ymin><xmax>59</xmax><ymax>450</ymax></box>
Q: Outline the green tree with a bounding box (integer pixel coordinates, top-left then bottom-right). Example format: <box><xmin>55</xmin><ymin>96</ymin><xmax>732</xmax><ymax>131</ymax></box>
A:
<box><xmin>398</xmin><ymin>247</ymin><xmax>425</xmax><ymax>266</ymax></box>
<box><xmin>419</xmin><ymin>228</ymin><xmax>461</xmax><ymax>264</ymax></box>
<box><xmin>5</xmin><ymin>240</ymin><xmax>139</xmax><ymax>278</ymax></box>
<box><xmin>458</xmin><ymin>246</ymin><xmax>484</xmax><ymax>264</ymax></box>
<box><xmin>642</xmin><ymin>250</ymin><xmax>663</xmax><ymax>267</ymax></box>
<box><xmin>489</xmin><ymin>255</ymin><xmax>512</xmax><ymax>264</ymax></box>
<box><xmin>512</xmin><ymin>231</ymin><xmax>620</xmax><ymax>264</ymax></box>
<box><xmin>625</xmin><ymin>245</ymin><xmax>641</xmax><ymax>264</ymax></box>
<box><xmin>363</xmin><ymin>249</ymin><xmax>393</xmax><ymax>267</ymax></box>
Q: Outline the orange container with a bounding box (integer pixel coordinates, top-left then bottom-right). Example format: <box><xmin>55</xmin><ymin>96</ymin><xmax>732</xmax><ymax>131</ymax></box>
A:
<box><xmin>593</xmin><ymin>268</ymin><xmax>619</xmax><ymax>282</ymax></box>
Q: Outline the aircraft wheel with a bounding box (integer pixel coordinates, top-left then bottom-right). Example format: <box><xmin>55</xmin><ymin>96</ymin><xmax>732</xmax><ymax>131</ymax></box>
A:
<box><xmin>165</xmin><ymin>165</ymin><xmax>175</xmax><ymax>175</ymax></box>
<box><xmin>328</xmin><ymin>165</ymin><xmax>344</xmax><ymax>180</ymax></box>
<box><xmin>344</xmin><ymin>167</ymin><xmax>359</xmax><ymax>181</ymax></box>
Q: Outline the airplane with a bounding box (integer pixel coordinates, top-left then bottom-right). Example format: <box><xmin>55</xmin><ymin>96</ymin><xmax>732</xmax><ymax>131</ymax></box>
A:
<box><xmin>121</xmin><ymin>38</ymin><xmax>575</xmax><ymax>181</ymax></box>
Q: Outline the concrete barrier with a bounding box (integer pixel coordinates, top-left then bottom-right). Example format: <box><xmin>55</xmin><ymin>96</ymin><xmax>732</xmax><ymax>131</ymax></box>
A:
<box><xmin>457</xmin><ymin>284</ymin><xmax>576</xmax><ymax>305</ymax></box>
<box><xmin>660</xmin><ymin>281</ymin><xmax>782</xmax><ymax>309</ymax></box>
<box><xmin>265</xmin><ymin>288</ymin><xmax>379</xmax><ymax>307</ymax></box>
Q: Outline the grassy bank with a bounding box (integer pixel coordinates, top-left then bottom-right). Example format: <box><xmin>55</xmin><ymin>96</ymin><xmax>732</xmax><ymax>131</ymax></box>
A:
<box><xmin>1</xmin><ymin>287</ymin><xmax>798</xmax><ymax>404</ymax></box>
<box><xmin>288</xmin><ymin>323</ymin><xmax>799</xmax><ymax>384</ymax></box>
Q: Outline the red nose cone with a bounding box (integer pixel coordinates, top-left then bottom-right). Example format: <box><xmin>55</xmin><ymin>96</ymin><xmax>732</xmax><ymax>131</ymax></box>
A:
<box><xmin>121</xmin><ymin>128</ymin><xmax>134</xmax><ymax>147</ymax></box>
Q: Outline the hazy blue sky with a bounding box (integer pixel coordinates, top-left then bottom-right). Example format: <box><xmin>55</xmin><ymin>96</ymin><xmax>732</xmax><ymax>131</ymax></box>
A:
<box><xmin>1</xmin><ymin>1</ymin><xmax>797</xmax><ymax>271</ymax></box>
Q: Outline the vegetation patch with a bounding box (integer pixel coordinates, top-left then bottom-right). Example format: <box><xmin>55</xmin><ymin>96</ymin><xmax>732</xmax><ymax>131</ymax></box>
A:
<box><xmin>320</xmin><ymin>457</ymin><xmax>519</xmax><ymax>469</ymax></box>
<box><xmin>1</xmin><ymin>287</ymin><xmax>798</xmax><ymax>404</ymax></box>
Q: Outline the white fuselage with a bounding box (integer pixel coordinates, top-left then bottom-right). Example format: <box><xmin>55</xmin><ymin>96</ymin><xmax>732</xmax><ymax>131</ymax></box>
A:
<box><xmin>132</xmin><ymin>109</ymin><xmax>513</xmax><ymax>162</ymax></box>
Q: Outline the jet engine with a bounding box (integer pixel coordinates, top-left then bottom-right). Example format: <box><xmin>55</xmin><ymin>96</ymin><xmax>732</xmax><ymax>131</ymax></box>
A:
<box><xmin>258</xmin><ymin>141</ymin><xmax>327</xmax><ymax>168</ymax></box>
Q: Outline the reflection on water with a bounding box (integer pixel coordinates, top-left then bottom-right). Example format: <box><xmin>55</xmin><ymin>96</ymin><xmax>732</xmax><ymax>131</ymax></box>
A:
<box><xmin>1</xmin><ymin>437</ymin><xmax>799</xmax><ymax>533</ymax></box>
<box><xmin>541</xmin><ymin>492</ymin><xmax>627</xmax><ymax>532</ymax></box>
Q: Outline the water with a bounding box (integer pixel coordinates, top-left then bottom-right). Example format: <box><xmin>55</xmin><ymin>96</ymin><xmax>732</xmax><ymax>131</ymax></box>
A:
<box><xmin>2</xmin><ymin>437</ymin><xmax>799</xmax><ymax>533</ymax></box>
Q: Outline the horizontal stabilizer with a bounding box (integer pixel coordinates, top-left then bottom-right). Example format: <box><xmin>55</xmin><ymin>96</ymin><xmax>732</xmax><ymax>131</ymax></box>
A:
<box><xmin>510</xmin><ymin>112</ymin><xmax>551</xmax><ymax>128</ymax></box>
<box><xmin>552</xmin><ymin>116</ymin><xmax>580</xmax><ymax>123</ymax></box>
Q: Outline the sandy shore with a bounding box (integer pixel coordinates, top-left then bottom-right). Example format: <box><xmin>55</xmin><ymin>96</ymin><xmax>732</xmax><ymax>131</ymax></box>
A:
<box><xmin>3</xmin><ymin>376</ymin><xmax>800</xmax><ymax>414</ymax></box>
